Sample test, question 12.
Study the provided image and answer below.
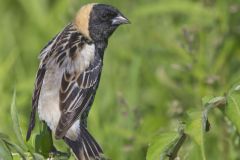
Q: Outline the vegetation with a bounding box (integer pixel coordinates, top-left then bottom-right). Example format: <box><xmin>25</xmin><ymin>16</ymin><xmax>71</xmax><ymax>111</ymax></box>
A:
<box><xmin>0</xmin><ymin>0</ymin><xmax>240</xmax><ymax>159</ymax></box>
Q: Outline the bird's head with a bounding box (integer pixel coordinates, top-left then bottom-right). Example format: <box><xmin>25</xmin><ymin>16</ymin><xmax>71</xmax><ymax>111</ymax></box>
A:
<box><xmin>75</xmin><ymin>3</ymin><xmax>130</xmax><ymax>42</ymax></box>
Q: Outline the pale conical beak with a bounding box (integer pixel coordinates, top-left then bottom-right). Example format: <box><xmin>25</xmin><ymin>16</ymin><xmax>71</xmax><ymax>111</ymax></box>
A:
<box><xmin>112</xmin><ymin>15</ymin><xmax>130</xmax><ymax>25</ymax></box>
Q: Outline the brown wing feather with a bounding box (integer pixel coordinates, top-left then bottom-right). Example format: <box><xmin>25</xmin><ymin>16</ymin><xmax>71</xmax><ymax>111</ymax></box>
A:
<box><xmin>26</xmin><ymin>23</ymin><xmax>77</xmax><ymax>140</ymax></box>
<box><xmin>27</xmin><ymin>22</ymin><xmax>101</xmax><ymax>140</ymax></box>
<box><xmin>55</xmin><ymin>58</ymin><xmax>102</xmax><ymax>139</ymax></box>
<box><xmin>26</xmin><ymin>65</ymin><xmax>46</xmax><ymax>140</ymax></box>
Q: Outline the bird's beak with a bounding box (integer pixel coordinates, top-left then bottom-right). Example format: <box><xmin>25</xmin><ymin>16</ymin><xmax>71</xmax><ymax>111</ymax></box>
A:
<box><xmin>112</xmin><ymin>15</ymin><xmax>130</xmax><ymax>25</ymax></box>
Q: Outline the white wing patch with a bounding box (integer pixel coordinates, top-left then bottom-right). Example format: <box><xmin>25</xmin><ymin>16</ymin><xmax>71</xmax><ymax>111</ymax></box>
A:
<box><xmin>66</xmin><ymin>43</ymin><xmax>95</xmax><ymax>74</ymax></box>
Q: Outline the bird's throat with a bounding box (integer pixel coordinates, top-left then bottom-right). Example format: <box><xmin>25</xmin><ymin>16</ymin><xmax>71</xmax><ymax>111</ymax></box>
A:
<box><xmin>94</xmin><ymin>40</ymin><xmax>108</xmax><ymax>59</ymax></box>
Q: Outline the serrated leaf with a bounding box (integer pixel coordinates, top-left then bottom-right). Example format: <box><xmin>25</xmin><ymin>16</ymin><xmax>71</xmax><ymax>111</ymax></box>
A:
<box><xmin>0</xmin><ymin>139</ymin><xmax>12</xmax><ymax>160</ymax></box>
<box><xmin>10</xmin><ymin>90</ymin><xmax>27</xmax><ymax>150</ymax></box>
<box><xmin>146</xmin><ymin>132</ymin><xmax>178</xmax><ymax>160</ymax></box>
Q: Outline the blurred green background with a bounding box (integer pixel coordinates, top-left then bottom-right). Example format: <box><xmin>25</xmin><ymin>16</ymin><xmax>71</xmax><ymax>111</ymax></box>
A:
<box><xmin>0</xmin><ymin>0</ymin><xmax>240</xmax><ymax>159</ymax></box>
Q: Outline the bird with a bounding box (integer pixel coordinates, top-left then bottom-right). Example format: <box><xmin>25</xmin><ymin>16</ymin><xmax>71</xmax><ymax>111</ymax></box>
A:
<box><xmin>26</xmin><ymin>3</ymin><xmax>129</xmax><ymax>160</ymax></box>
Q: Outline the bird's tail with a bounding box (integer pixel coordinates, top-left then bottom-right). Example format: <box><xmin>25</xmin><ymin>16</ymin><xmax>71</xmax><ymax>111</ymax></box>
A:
<box><xmin>64</xmin><ymin>125</ymin><xmax>104</xmax><ymax>160</ymax></box>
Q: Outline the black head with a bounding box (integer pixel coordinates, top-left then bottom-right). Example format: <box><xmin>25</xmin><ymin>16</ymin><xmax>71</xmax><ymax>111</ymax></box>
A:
<box><xmin>88</xmin><ymin>4</ymin><xmax>130</xmax><ymax>41</ymax></box>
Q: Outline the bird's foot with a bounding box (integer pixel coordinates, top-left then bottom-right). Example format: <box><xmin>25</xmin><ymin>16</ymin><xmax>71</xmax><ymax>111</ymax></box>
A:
<box><xmin>49</xmin><ymin>146</ymin><xmax>69</xmax><ymax>159</ymax></box>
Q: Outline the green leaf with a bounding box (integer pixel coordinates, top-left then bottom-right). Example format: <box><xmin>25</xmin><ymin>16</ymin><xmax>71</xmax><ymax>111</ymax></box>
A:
<box><xmin>0</xmin><ymin>132</ymin><xmax>26</xmax><ymax>159</ymax></box>
<box><xmin>0</xmin><ymin>133</ymin><xmax>10</xmax><ymax>141</ymax></box>
<box><xmin>185</xmin><ymin>112</ymin><xmax>206</xmax><ymax>160</ymax></box>
<box><xmin>146</xmin><ymin>132</ymin><xmax>178</xmax><ymax>160</ymax></box>
<box><xmin>10</xmin><ymin>90</ymin><xmax>27</xmax><ymax>150</ymax></box>
<box><xmin>202</xmin><ymin>96</ymin><xmax>227</xmax><ymax>132</ymax></box>
<box><xmin>222</xmin><ymin>85</ymin><xmax>240</xmax><ymax>132</ymax></box>
<box><xmin>35</xmin><ymin>123</ymin><xmax>54</xmax><ymax>158</ymax></box>
<box><xmin>34</xmin><ymin>134</ymin><xmax>41</xmax><ymax>153</ymax></box>
<box><xmin>32</xmin><ymin>153</ymin><xmax>45</xmax><ymax>160</ymax></box>
<box><xmin>0</xmin><ymin>139</ymin><xmax>12</xmax><ymax>160</ymax></box>
<box><xmin>4</xmin><ymin>141</ymin><xmax>26</xmax><ymax>159</ymax></box>
<box><xmin>166</xmin><ymin>133</ymin><xmax>187</xmax><ymax>160</ymax></box>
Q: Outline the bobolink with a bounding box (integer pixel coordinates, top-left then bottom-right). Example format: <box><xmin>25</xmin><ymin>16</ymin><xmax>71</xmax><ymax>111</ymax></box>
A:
<box><xmin>26</xmin><ymin>3</ymin><xmax>129</xmax><ymax>160</ymax></box>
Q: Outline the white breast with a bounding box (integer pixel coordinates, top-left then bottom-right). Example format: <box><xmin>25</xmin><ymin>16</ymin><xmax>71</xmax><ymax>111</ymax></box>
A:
<box><xmin>38</xmin><ymin>43</ymin><xmax>95</xmax><ymax>140</ymax></box>
<box><xmin>66</xmin><ymin>43</ymin><xmax>95</xmax><ymax>74</ymax></box>
<box><xmin>38</xmin><ymin>66</ymin><xmax>62</xmax><ymax>132</ymax></box>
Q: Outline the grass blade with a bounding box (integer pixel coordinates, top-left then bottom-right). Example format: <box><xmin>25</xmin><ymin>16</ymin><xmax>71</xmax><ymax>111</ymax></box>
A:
<box><xmin>10</xmin><ymin>90</ymin><xmax>27</xmax><ymax>150</ymax></box>
<box><xmin>0</xmin><ymin>139</ymin><xmax>12</xmax><ymax>160</ymax></box>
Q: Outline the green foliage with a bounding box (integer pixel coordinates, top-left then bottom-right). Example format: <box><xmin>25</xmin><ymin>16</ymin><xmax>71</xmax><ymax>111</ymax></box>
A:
<box><xmin>0</xmin><ymin>91</ymin><xmax>44</xmax><ymax>159</ymax></box>
<box><xmin>147</xmin><ymin>132</ymin><xmax>178</xmax><ymax>160</ymax></box>
<box><xmin>0</xmin><ymin>0</ymin><xmax>240</xmax><ymax>159</ymax></box>
<box><xmin>147</xmin><ymin>129</ymin><xmax>187</xmax><ymax>160</ymax></box>
<box><xmin>0</xmin><ymin>91</ymin><xmax>71</xmax><ymax>159</ymax></box>
<box><xmin>0</xmin><ymin>138</ymin><xmax>12</xmax><ymax>160</ymax></box>
<box><xmin>225</xmin><ymin>85</ymin><xmax>240</xmax><ymax>132</ymax></box>
<box><xmin>10</xmin><ymin>90</ymin><xmax>27</xmax><ymax>151</ymax></box>
<box><xmin>35</xmin><ymin>123</ymin><xmax>55</xmax><ymax>158</ymax></box>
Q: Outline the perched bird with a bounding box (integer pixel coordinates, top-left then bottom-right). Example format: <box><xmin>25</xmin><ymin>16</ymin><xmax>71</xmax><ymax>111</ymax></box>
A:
<box><xmin>26</xmin><ymin>3</ymin><xmax>129</xmax><ymax>160</ymax></box>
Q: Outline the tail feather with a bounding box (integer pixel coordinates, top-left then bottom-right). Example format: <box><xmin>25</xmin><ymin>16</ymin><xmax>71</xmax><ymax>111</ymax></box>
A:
<box><xmin>26</xmin><ymin>108</ymin><xmax>36</xmax><ymax>141</ymax></box>
<box><xmin>64</xmin><ymin>126</ymin><xmax>103</xmax><ymax>160</ymax></box>
<box><xmin>81</xmin><ymin>126</ymin><xmax>103</xmax><ymax>154</ymax></box>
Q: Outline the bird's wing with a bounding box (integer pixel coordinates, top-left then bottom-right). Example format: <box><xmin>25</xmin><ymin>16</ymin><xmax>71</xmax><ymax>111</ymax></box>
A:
<box><xmin>26</xmin><ymin>64</ymin><xmax>46</xmax><ymax>140</ymax></box>
<box><xmin>37</xmin><ymin>23</ymin><xmax>103</xmax><ymax>139</ymax></box>
<box><xmin>55</xmin><ymin>57</ymin><xmax>102</xmax><ymax>139</ymax></box>
<box><xmin>26</xmin><ymin>23</ymin><xmax>77</xmax><ymax>140</ymax></box>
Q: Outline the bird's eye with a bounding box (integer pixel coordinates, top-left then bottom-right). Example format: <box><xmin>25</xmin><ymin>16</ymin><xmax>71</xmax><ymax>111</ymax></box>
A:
<box><xmin>101</xmin><ymin>13</ymin><xmax>109</xmax><ymax>20</ymax></box>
